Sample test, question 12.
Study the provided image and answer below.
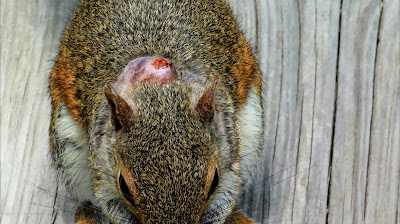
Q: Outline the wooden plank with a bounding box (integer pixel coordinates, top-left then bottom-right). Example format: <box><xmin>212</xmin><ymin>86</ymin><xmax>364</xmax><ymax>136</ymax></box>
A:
<box><xmin>0</xmin><ymin>0</ymin><xmax>79</xmax><ymax>223</ymax></box>
<box><xmin>294</xmin><ymin>1</ymin><xmax>340</xmax><ymax>224</ymax></box>
<box><xmin>245</xmin><ymin>0</ymin><xmax>286</xmax><ymax>222</ymax></box>
<box><xmin>364</xmin><ymin>0</ymin><xmax>400</xmax><ymax>223</ymax></box>
<box><xmin>263</xmin><ymin>0</ymin><xmax>302</xmax><ymax>223</ymax></box>
<box><xmin>328</xmin><ymin>0</ymin><xmax>382</xmax><ymax>223</ymax></box>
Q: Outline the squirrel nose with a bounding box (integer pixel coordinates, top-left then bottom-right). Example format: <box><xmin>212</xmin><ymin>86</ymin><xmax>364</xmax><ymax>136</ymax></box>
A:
<box><xmin>123</xmin><ymin>57</ymin><xmax>176</xmax><ymax>84</ymax></box>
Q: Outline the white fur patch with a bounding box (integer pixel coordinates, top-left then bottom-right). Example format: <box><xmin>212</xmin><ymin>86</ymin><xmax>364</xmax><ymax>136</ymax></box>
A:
<box><xmin>237</xmin><ymin>87</ymin><xmax>263</xmax><ymax>184</ymax></box>
<box><xmin>56</xmin><ymin>105</ymin><xmax>96</xmax><ymax>204</ymax></box>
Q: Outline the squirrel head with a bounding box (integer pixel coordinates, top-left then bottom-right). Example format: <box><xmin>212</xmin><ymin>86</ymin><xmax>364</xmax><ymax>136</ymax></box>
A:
<box><xmin>101</xmin><ymin>57</ymin><xmax>220</xmax><ymax>223</ymax></box>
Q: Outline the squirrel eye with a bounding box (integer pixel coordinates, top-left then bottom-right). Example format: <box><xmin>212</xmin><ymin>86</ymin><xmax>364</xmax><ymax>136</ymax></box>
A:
<box><xmin>207</xmin><ymin>168</ymin><xmax>219</xmax><ymax>199</ymax></box>
<box><xmin>108</xmin><ymin>102</ymin><xmax>123</xmax><ymax>132</ymax></box>
<box><xmin>119</xmin><ymin>173</ymin><xmax>135</xmax><ymax>206</ymax></box>
<box><xmin>112</xmin><ymin>113</ymin><xmax>123</xmax><ymax>132</ymax></box>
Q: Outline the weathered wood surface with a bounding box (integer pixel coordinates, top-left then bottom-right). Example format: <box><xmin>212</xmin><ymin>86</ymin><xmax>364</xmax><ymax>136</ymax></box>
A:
<box><xmin>1</xmin><ymin>0</ymin><xmax>399</xmax><ymax>223</ymax></box>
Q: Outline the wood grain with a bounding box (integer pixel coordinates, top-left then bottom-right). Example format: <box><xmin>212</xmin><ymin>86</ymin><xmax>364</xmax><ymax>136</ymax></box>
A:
<box><xmin>329</xmin><ymin>0</ymin><xmax>382</xmax><ymax>223</ymax></box>
<box><xmin>1</xmin><ymin>0</ymin><xmax>398</xmax><ymax>223</ymax></box>
<box><xmin>1</xmin><ymin>1</ymin><xmax>79</xmax><ymax>223</ymax></box>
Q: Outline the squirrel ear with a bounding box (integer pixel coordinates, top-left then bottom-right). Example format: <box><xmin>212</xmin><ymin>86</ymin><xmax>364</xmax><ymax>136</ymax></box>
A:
<box><xmin>194</xmin><ymin>76</ymin><xmax>219</xmax><ymax>122</ymax></box>
<box><xmin>104</xmin><ymin>84</ymin><xmax>136</xmax><ymax>129</ymax></box>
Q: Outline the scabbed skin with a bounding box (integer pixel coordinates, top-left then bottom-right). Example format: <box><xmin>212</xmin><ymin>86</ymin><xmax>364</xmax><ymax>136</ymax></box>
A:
<box><xmin>49</xmin><ymin>0</ymin><xmax>263</xmax><ymax>223</ymax></box>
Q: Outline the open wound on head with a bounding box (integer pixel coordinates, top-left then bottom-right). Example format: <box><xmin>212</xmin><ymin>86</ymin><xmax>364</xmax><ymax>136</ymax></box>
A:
<box><xmin>122</xmin><ymin>57</ymin><xmax>176</xmax><ymax>85</ymax></box>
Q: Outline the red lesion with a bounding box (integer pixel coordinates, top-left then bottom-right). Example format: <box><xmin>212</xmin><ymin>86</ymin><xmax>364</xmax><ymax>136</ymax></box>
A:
<box><xmin>151</xmin><ymin>58</ymin><xmax>171</xmax><ymax>69</ymax></box>
<box><xmin>122</xmin><ymin>57</ymin><xmax>176</xmax><ymax>85</ymax></box>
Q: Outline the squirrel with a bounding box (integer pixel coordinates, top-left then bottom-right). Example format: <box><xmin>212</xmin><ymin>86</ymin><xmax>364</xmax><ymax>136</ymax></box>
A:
<box><xmin>49</xmin><ymin>0</ymin><xmax>263</xmax><ymax>223</ymax></box>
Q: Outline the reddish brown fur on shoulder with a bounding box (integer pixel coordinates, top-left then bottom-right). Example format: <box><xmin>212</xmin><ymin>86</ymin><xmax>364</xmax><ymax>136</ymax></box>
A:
<box><xmin>232</xmin><ymin>34</ymin><xmax>261</xmax><ymax>106</ymax></box>
<box><xmin>50</xmin><ymin>44</ymin><xmax>82</xmax><ymax>124</ymax></box>
<box><xmin>227</xmin><ymin>210</ymin><xmax>258</xmax><ymax>224</ymax></box>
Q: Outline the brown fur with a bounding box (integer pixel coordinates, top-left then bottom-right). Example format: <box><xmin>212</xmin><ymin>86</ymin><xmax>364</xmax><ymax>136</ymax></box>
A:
<box><xmin>226</xmin><ymin>209</ymin><xmax>258</xmax><ymax>224</ymax></box>
<box><xmin>50</xmin><ymin>45</ymin><xmax>83</xmax><ymax>124</ymax></box>
<box><xmin>49</xmin><ymin>0</ymin><xmax>262</xmax><ymax>223</ymax></box>
<box><xmin>49</xmin><ymin>0</ymin><xmax>261</xmax><ymax>127</ymax></box>
<box><xmin>113</xmin><ymin>83</ymin><xmax>216</xmax><ymax>223</ymax></box>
